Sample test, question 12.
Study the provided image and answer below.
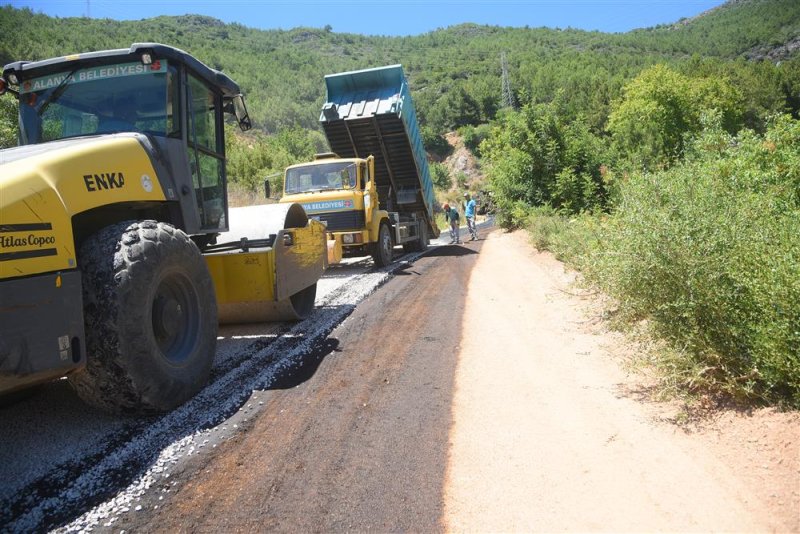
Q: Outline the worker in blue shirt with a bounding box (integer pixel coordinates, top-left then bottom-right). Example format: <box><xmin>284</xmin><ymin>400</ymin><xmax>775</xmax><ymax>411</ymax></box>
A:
<box><xmin>464</xmin><ymin>192</ymin><xmax>478</xmax><ymax>241</ymax></box>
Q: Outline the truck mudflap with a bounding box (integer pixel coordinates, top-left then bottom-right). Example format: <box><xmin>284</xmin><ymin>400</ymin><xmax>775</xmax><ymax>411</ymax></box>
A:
<box><xmin>205</xmin><ymin>203</ymin><xmax>327</xmax><ymax>324</ymax></box>
<box><xmin>0</xmin><ymin>270</ymin><xmax>86</xmax><ymax>394</ymax></box>
<box><xmin>326</xmin><ymin>238</ymin><xmax>343</xmax><ymax>264</ymax></box>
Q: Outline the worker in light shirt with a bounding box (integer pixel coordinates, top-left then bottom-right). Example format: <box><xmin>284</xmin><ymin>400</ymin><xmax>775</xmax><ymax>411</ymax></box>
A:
<box><xmin>463</xmin><ymin>192</ymin><xmax>478</xmax><ymax>241</ymax></box>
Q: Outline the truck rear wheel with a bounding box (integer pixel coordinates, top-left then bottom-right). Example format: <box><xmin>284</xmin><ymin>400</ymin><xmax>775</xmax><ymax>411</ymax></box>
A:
<box><xmin>69</xmin><ymin>220</ymin><xmax>217</xmax><ymax>413</ymax></box>
<box><xmin>372</xmin><ymin>222</ymin><xmax>393</xmax><ymax>267</ymax></box>
<box><xmin>414</xmin><ymin>222</ymin><xmax>429</xmax><ymax>252</ymax></box>
<box><xmin>403</xmin><ymin>222</ymin><xmax>429</xmax><ymax>253</ymax></box>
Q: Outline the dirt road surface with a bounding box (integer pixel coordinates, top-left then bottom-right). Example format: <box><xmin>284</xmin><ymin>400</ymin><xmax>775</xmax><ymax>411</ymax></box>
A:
<box><xmin>108</xmin><ymin>229</ymin><xmax>798</xmax><ymax>533</ymax></box>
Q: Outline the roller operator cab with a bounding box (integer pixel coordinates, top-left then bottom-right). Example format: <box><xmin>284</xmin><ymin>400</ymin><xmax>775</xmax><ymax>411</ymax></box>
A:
<box><xmin>0</xmin><ymin>44</ymin><xmax>327</xmax><ymax>413</ymax></box>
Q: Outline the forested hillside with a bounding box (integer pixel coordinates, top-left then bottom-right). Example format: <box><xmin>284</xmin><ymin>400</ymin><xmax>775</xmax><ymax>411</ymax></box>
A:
<box><xmin>1</xmin><ymin>0</ymin><xmax>798</xmax><ymax>134</ymax></box>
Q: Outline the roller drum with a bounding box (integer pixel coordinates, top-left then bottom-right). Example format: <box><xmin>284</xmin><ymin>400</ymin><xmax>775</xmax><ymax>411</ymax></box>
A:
<box><xmin>210</xmin><ymin>203</ymin><xmax>324</xmax><ymax>324</ymax></box>
<box><xmin>217</xmin><ymin>283</ymin><xmax>317</xmax><ymax>324</ymax></box>
<box><xmin>221</xmin><ymin>203</ymin><xmax>309</xmax><ymax>242</ymax></box>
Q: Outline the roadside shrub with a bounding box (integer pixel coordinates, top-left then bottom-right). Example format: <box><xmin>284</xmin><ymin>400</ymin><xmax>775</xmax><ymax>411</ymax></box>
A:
<box><xmin>458</xmin><ymin>123</ymin><xmax>491</xmax><ymax>156</ymax></box>
<box><xmin>552</xmin><ymin>168</ymin><xmax>603</xmax><ymax>215</ymax></box>
<box><xmin>522</xmin><ymin>205</ymin><xmax>559</xmax><ymax>249</ymax></box>
<box><xmin>421</xmin><ymin>126</ymin><xmax>452</xmax><ymax>158</ymax></box>
<box><xmin>493</xmin><ymin>198</ymin><xmax>533</xmax><ymax>230</ymax></box>
<box><xmin>546</xmin><ymin>212</ymin><xmax>605</xmax><ymax>270</ymax></box>
<box><xmin>607</xmin><ymin>64</ymin><xmax>743</xmax><ymax>171</ymax></box>
<box><xmin>0</xmin><ymin>94</ymin><xmax>18</xmax><ymax>148</ymax></box>
<box><xmin>433</xmin><ymin>210</ymin><xmax>449</xmax><ymax>232</ymax></box>
<box><xmin>226</xmin><ymin>125</ymin><xmax>322</xmax><ymax>194</ymax></box>
<box><xmin>429</xmin><ymin>161</ymin><xmax>451</xmax><ymax>190</ymax></box>
<box><xmin>591</xmin><ymin>115</ymin><xmax>800</xmax><ymax>406</ymax></box>
<box><xmin>456</xmin><ymin>172</ymin><xmax>469</xmax><ymax>190</ymax></box>
<box><xmin>482</xmin><ymin>99</ymin><xmax>608</xmax><ymax>216</ymax></box>
<box><xmin>520</xmin><ymin>206</ymin><xmax>604</xmax><ymax>269</ymax></box>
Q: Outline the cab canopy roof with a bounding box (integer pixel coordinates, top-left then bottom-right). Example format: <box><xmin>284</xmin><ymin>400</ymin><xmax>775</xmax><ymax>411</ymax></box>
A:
<box><xmin>2</xmin><ymin>42</ymin><xmax>242</xmax><ymax>97</ymax></box>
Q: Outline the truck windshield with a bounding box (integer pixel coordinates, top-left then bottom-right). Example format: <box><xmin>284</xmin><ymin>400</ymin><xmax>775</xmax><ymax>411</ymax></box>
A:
<box><xmin>18</xmin><ymin>60</ymin><xmax>178</xmax><ymax>145</ymax></box>
<box><xmin>285</xmin><ymin>162</ymin><xmax>357</xmax><ymax>194</ymax></box>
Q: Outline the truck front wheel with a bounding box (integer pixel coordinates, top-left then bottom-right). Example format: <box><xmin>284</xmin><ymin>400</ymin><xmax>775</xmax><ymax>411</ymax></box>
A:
<box><xmin>69</xmin><ymin>220</ymin><xmax>217</xmax><ymax>413</ymax></box>
<box><xmin>372</xmin><ymin>222</ymin><xmax>393</xmax><ymax>267</ymax></box>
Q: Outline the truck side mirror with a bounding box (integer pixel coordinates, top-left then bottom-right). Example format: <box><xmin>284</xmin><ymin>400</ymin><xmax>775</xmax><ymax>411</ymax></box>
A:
<box><xmin>264</xmin><ymin>179</ymin><xmax>271</xmax><ymax>198</ymax></box>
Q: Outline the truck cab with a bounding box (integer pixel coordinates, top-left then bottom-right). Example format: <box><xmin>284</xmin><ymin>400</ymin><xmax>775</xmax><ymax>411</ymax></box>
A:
<box><xmin>281</xmin><ymin>154</ymin><xmax>384</xmax><ymax>264</ymax></box>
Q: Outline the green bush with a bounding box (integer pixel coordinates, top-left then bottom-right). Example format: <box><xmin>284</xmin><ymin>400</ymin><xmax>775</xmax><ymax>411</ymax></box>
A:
<box><xmin>421</xmin><ymin>126</ymin><xmax>452</xmax><ymax>158</ymax></box>
<box><xmin>433</xmin><ymin>210</ymin><xmax>449</xmax><ymax>232</ymax></box>
<box><xmin>458</xmin><ymin>123</ymin><xmax>491</xmax><ymax>156</ymax></box>
<box><xmin>493</xmin><ymin>198</ymin><xmax>533</xmax><ymax>230</ymax></box>
<box><xmin>225</xmin><ymin>125</ymin><xmax>322</xmax><ymax>194</ymax></box>
<box><xmin>0</xmin><ymin>94</ymin><xmax>19</xmax><ymax>148</ymax></box>
<box><xmin>607</xmin><ymin>64</ymin><xmax>743</xmax><ymax>171</ymax></box>
<box><xmin>456</xmin><ymin>172</ymin><xmax>469</xmax><ymax>189</ymax></box>
<box><xmin>590</xmin><ymin>115</ymin><xmax>800</xmax><ymax>406</ymax></box>
<box><xmin>520</xmin><ymin>205</ymin><xmax>558</xmax><ymax>249</ymax></box>
<box><xmin>519</xmin><ymin>206</ymin><xmax>604</xmax><ymax>269</ymax></box>
<box><xmin>482</xmin><ymin>98</ymin><xmax>607</xmax><ymax>217</ymax></box>
<box><xmin>429</xmin><ymin>161</ymin><xmax>451</xmax><ymax>190</ymax></box>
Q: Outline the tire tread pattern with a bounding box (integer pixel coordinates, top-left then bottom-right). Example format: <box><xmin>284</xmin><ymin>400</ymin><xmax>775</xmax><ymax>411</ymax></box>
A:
<box><xmin>69</xmin><ymin>220</ymin><xmax>217</xmax><ymax>413</ymax></box>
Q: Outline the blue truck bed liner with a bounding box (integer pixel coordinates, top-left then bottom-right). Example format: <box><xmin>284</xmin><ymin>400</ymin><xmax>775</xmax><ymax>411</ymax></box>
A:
<box><xmin>320</xmin><ymin>65</ymin><xmax>437</xmax><ymax>234</ymax></box>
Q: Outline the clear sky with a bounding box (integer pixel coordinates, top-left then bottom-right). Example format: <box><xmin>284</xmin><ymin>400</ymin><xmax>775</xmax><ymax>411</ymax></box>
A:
<box><xmin>10</xmin><ymin>0</ymin><xmax>726</xmax><ymax>36</ymax></box>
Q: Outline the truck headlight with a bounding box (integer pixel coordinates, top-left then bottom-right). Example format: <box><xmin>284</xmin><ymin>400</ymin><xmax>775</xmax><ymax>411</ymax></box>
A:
<box><xmin>341</xmin><ymin>233</ymin><xmax>363</xmax><ymax>244</ymax></box>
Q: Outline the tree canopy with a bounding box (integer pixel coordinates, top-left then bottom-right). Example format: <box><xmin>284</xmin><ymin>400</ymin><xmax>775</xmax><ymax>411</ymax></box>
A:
<box><xmin>0</xmin><ymin>1</ymin><xmax>797</xmax><ymax>194</ymax></box>
<box><xmin>0</xmin><ymin>0</ymin><xmax>797</xmax><ymax>136</ymax></box>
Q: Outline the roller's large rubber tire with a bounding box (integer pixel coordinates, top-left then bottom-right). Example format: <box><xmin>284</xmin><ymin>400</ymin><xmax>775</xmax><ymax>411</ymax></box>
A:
<box><xmin>69</xmin><ymin>220</ymin><xmax>217</xmax><ymax>414</ymax></box>
<box><xmin>372</xmin><ymin>222</ymin><xmax>393</xmax><ymax>268</ymax></box>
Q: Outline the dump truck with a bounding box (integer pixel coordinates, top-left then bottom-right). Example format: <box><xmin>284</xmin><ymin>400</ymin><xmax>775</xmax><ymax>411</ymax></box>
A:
<box><xmin>279</xmin><ymin>65</ymin><xmax>438</xmax><ymax>267</ymax></box>
<box><xmin>0</xmin><ymin>43</ymin><xmax>327</xmax><ymax>413</ymax></box>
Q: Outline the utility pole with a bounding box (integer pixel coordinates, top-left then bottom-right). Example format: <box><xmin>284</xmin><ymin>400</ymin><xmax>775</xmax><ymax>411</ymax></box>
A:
<box><xmin>500</xmin><ymin>52</ymin><xmax>516</xmax><ymax>110</ymax></box>
<box><xmin>86</xmin><ymin>0</ymin><xmax>91</xmax><ymax>18</ymax></box>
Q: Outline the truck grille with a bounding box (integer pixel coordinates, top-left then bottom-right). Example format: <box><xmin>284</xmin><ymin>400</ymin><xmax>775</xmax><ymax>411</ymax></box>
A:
<box><xmin>315</xmin><ymin>210</ymin><xmax>366</xmax><ymax>232</ymax></box>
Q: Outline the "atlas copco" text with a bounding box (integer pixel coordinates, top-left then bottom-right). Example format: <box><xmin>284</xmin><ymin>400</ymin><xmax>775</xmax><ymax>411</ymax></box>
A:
<box><xmin>0</xmin><ymin>234</ymin><xmax>56</xmax><ymax>248</ymax></box>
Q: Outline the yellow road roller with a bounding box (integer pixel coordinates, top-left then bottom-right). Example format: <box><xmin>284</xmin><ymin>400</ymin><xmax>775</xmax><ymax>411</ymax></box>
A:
<box><xmin>0</xmin><ymin>43</ymin><xmax>327</xmax><ymax>413</ymax></box>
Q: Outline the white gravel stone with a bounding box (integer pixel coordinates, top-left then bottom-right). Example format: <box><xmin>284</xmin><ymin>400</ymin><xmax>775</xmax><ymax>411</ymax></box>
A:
<box><xmin>6</xmin><ymin>248</ymin><xmax>426</xmax><ymax>532</ymax></box>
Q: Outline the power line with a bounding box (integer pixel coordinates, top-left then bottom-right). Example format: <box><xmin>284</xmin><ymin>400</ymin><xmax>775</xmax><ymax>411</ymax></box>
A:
<box><xmin>501</xmin><ymin>51</ymin><xmax>517</xmax><ymax>109</ymax></box>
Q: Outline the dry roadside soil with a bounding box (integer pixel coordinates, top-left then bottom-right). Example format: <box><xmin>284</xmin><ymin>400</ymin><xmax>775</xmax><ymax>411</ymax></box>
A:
<box><xmin>445</xmin><ymin>230</ymin><xmax>799</xmax><ymax>532</ymax></box>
